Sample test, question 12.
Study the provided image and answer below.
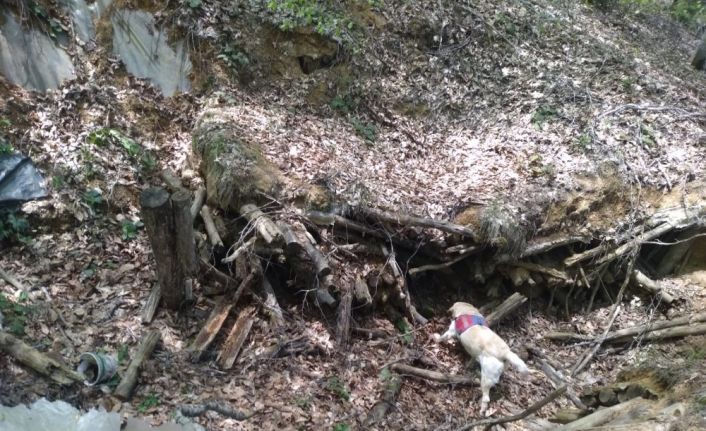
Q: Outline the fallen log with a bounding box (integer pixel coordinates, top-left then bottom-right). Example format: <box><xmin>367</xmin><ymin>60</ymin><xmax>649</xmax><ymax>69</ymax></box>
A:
<box><xmin>114</xmin><ymin>329</ymin><xmax>161</xmax><ymax>400</ymax></box>
<box><xmin>279</xmin><ymin>222</ymin><xmax>331</xmax><ymax>278</ymax></box>
<box><xmin>365</xmin><ymin>369</ymin><xmax>402</xmax><ymax>427</ymax></box>
<box><xmin>353</xmin><ymin>276</ymin><xmax>373</xmax><ymax>306</ymax></box>
<box><xmin>514</xmin><ymin>261</ymin><xmax>571</xmax><ymax>282</ymax></box>
<box><xmin>638</xmin><ymin>321</ymin><xmax>706</xmax><ymax>342</ymax></box>
<box><xmin>389</xmin><ymin>363</ymin><xmax>477</xmax><ymax>385</ymax></box>
<box><xmin>180</xmin><ymin>400</ymin><xmax>257</xmax><ymax>420</ymax></box>
<box><xmin>455</xmin><ymin>385</ymin><xmax>567</xmax><ymax>431</ymax></box>
<box><xmin>261</xmin><ymin>276</ymin><xmax>284</xmax><ymax>327</ymax></box>
<box><xmin>200</xmin><ymin>205</ymin><xmax>224</xmax><ymax>248</ymax></box>
<box><xmin>519</xmin><ymin>235</ymin><xmax>590</xmax><ymax>258</ymax></box>
<box><xmin>408</xmin><ymin>249</ymin><xmax>476</xmax><ymax>275</ymax></box>
<box><xmin>217</xmin><ymin>307</ymin><xmax>255</xmax><ymax>369</ymax></box>
<box><xmin>355</xmin><ymin>206</ymin><xmax>477</xmax><ymax>240</ymax></box>
<box><xmin>528</xmin><ymin>348</ymin><xmax>588</xmax><ymax>411</ymax></box>
<box><xmin>545</xmin><ymin>311</ymin><xmax>706</xmax><ymax>344</ymax></box>
<box><xmin>553</xmin><ymin>397</ymin><xmax>651</xmax><ymax>431</ymax></box>
<box><xmin>486</xmin><ymin>292</ymin><xmax>527</xmax><ymax>327</ymax></box>
<box><xmin>0</xmin><ymin>331</ymin><xmax>84</xmax><ymax>385</ymax></box>
<box><xmin>189</xmin><ymin>300</ymin><xmax>233</xmax><ymax>361</ymax></box>
<box><xmin>631</xmin><ymin>269</ymin><xmax>674</xmax><ymax>304</ymax></box>
<box><xmin>240</xmin><ymin>204</ymin><xmax>281</xmax><ymax>244</ymax></box>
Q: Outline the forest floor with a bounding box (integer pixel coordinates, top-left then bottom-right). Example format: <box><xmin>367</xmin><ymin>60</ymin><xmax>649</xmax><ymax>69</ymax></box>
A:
<box><xmin>2</xmin><ymin>0</ymin><xmax>706</xmax><ymax>430</ymax></box>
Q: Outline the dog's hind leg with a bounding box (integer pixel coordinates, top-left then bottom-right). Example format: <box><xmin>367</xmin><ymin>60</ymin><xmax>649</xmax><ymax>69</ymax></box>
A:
<box><xmin>478</xmin><ymin>354</ymin><xmax>504</xmax><ymax>415</ymax></box>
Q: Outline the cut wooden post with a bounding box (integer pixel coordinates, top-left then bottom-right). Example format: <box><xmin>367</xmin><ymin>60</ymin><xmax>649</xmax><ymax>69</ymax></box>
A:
<box><xmin>140</xmin><ymin>187</ymin><xmax>196</xmax><ymax>310</ymax></box>
<box><xmin>114</xmin><ymin>330</ymin><xmax>160</xmax><ymax>400</ymax></box>
<box><xmin>335</xmin><ymin>287</ymin><xmax>352</xmax><ymax>347</ymax></box>
<box><xmin>189</xmin><ymin>300</ymin><xmax>233</xmax><ymax>361</ymax></box>
<box><xmin>217</xmin><ymin>307</ymin><xmax>255</xmax><ymax>369</ymax></box>
<box><xmin>279</xmin><ymin>222</ymin><xmax>331</xmax><ymax>278</ymax></box>
<box><xmin>0</xmin><ymin>331</ymin><xmax>84</xmax><ymax>385</ymax></box>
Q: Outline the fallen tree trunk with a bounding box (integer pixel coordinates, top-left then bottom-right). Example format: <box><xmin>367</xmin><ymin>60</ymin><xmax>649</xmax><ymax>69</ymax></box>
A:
<box><xmin>0</xmin><ymin>331</ymin><xmax>84</xmax><ymax>385</ymax></box>
<box><xmin>217</xmin><ymin>307</ymin><xmax>255</xmax><ymax>369</ymax></box>
<box><xmin>355</xmin><ymin>207</ymin><xmax>477</xmax><ymax>240</ymax></box>
<box><xmin>486</xmin><ymin>292</ymin><xmax>527</xmax><ymax>326</ymax></box>
<box><xmin>631</xmin><ymin>269</ymin><xmax>674</xmax><ymax>304</ymax></box>
<box><xmin>553</xmin><ymin>397</ymin><xmax>651</xmax><ymax>431</ymax></box>
<box><xmin>365</xmin><ymin>370</ymin><xmax>402</xmax><ymax>427</ymax></box>
<box><xmin>189</xmin><ymin>300</ymin><xmax>233</xmax><ymax>361</ymax></box>
<box><xmin>240</xmin><ymin>204</ymin><xmax>281</xmax><ymax>244</ymax></box>
<box><xmin>114</xmin><ymin>330</ymin><xmax>161</xmax><ymax>400</ymax></box>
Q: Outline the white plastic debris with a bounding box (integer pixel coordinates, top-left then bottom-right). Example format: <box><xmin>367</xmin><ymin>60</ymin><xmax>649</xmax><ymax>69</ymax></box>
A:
<box><xmin>0</xmin><ymin>398</ymin><xmax>120</xmax><ymax>431</ymax></box>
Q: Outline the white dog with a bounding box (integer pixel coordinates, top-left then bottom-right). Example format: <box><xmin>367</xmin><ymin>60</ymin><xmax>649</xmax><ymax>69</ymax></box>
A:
<box><xmin>433</xmin><ymin>302</ymin><xmax>529</xmax><ymax>414</ymax></box>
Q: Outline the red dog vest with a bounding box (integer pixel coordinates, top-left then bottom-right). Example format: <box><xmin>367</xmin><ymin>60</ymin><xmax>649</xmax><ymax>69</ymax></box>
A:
<box><xmin>454</xmin><ymin>314</ymin><xmax>487</xmax><ymax>334</ymax></box>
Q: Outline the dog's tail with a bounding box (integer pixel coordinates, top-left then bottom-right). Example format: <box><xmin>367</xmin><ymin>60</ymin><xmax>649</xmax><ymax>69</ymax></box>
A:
<box><xmin>505</xmin><ymin>351</ymin><xmax>529</xmax><ymax>374</ymax></box>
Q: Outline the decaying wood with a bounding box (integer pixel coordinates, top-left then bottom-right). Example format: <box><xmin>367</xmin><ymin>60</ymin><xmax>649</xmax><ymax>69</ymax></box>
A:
<box><xmin>240</xmin><ymin>203</ymin><xmax>282</xmax><ymax>244</ymax></box>
<box><xmin>279</xmin><ymin>222</ymin><xmax>331</xmax><ymax>278</ymax></box>
<box><xmin>365</xmin><ymin>370</ymin><xmax>402</xmax><ymax>427</ymax></box>
<box><xmin>217</xmin><ymin>306</ymin><xmax>255</xmax><ymax>369</ymax></box>
<box><xmin>519</xmin><ymin>235</ymin><xmax>589</xmax><ymax>258</ymax></box>
<box><xmin>180</xmin><ymin>400</ymin><xmax>256</xmax><ymax>420</ymax></box>
<box><xmin>173</xmin><ymin>190</ymin><xmax>198</xmax><ymax>276</ymax></box>
<box><xmin>335</xmin><ymin>288</ymin><xmax>352</xmax><ymax>347</ymax></box>
<box><xmin>355</xmin><ymin>206</ymin><xmax>477</xmax><ymax>240</ymax></box>
<box><xmin>141</xmin><ymin>187</ymin><xmax>189</xmax><ymax>310</ymax></box>
<box><xmin>0</xmin><ymin>268</ymin><xmax>26</xmax><ymax>292</ymax></box>
<box><xmin>0</xmin><ymin>331</ymin><xmax>84</xmax><ymax>385</ymax></box>
<box><xmin>199</xmin><ymin>258</ymin><xmax>239</xmax><ymax>292</ymax></box>
<box><xmin>114</xmin><ymin>329</ymin><xmax>161</xmax><ymax>400</ymax></box>
<box><xmin>141</xmin><ymin>283</ymin><xmax>161</xmax><ymax>324</ymax></box>
<box><xmin>189</xmin><ymin>300</ymin><xmax>233</xmax><ymax>360</ymax></box>
<box><xmin>514</xmin><ymin>261</ymin><xmax>570</xmax><ymax>282</ymax></box>
<box><xmin>261</xmin><ymin>276</ymin><xmax>284</xmax><ymax>327</ymax></box>
<box><xmin>390</xmin><ymin>363</ymin><xmax>477</xmax><ymax>385</ymax></box>
<box><xmin>551</xmin><ymin>408</ymin><xmax>587</xmax><ymax>424</ymax></box>
<box><xmin>637</xmin><ymin>321</ymin><xmax>706</xmax><ymax>341</ymax></box>
<box><xmin>553</xmin><ymin>397</ymin><xmax>650</xmax><ymax>431</ymax></box>
<box><xmin>456</xmin><ymin>385</ymin><xmax>567</xmax><ymax>431</ymax></box>
<box><xmin>200</xmin><ymin>205</ymin><xmax>224</xmax><ymax>248</ymax></box>
<box><xmin>486</xmin><ymin>292</ymin><xmax>527</xmax><ymax>326</ymax></box>
<box><xmin>353</xmin><ymin>276</ymin><xmax>373</xmax><ymax>306</ymax></box>
<box><xmin>190</xmin><ymin>187</ymin><xmax>207</xmax><ymax>221</ymax></box>
<box><xmin>594</xmin><ymin>222</ymin><xmax>675</xmax><ymax>266</ymax></box>
<box><xmin>631</xmin><ymin>269</ymin><xmax>674</xmax><ymax>304</ymax></box>
<box><xmin>160</xmin><ymin>169</ymin><xmax>188</xmax><ymax>194</ymax></box>
<box><xmin>546</xmin><ymin>311</ymin><xmax>706</xmax><ymax>344</ymax></box>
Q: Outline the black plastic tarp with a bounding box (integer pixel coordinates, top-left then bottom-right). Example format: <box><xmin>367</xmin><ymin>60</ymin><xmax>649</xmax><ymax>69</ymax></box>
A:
<box><xmin>0</xmin><ymin>154</ymin><xmax>48</xmax><ymax>207</ymax></box>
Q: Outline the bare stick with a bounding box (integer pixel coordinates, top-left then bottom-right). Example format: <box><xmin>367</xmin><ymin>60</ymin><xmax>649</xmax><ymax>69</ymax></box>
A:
<box><xmin>513</xmin><ymin>261</ymin><xmax>571</xmax><ymax>282</ymax></box>
<box><xmin>594</xmin><ymin>223</ymin><xmax>674</xmax><ymax>266</ymax></box>
<box><xmin>365</xmin><ymin>370</ymin><xmax>402</xmax><ymax>427</ymax></box>
<box><xmin>114</xmin><ymin>330</ymin><xmax>161</xmax><ymax>400</ymax></box>
<box><xmin>519</xmin><ymin>236</ymin><xmax>589</xmax><ymax>258</ymax></box>
<box><xmin>221</xmin><ymin>236</ymin><xmax>256</xmax><ymax>264</ymax></box>
<box><xmin>631</xmin><ymin>270</ymin><xmax>674</xmax><ymax>304</ymax></box>
<box><xmin>190</xmin><ymin>187</ymin><xmax>206</xmax><ymax>221</ymax></box>
<box><xmin>408</xmin><ymin>250</ymin><xmax>476</xmax><ymax>275</ymax></box>
<box><xmin>455</xmin><ymin>385</ymin><xmax>567</xmax><ymax>431</ymax></box>
<box><xmin>200</xmin><ymin>205</ymin><xmax>224</xmax><ymax>248</ymax></box>
<box><xmin>390</xmin><ymin>363</ymin><xmax>477</xmax><ymax>385</ymax></box>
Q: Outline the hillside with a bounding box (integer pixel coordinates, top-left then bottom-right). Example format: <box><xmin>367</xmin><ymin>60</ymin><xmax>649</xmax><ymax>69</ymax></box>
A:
<box><xmin>1</xmin><ymin>0</ymin><xmax>706</xmax><ymax>430</ymax></box>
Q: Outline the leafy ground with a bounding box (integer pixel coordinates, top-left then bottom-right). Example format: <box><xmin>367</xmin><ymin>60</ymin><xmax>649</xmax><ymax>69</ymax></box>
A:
<box><xmin>1</xmin><ymin>0</ymin><xmax>706</xmax><ymax>430</ymax></box>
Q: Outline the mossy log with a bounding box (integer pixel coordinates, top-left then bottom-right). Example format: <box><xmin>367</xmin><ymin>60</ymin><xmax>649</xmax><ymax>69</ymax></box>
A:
<box><xmin>0</xmin><ymin>331</ymin><xmax>84</xmax><ymax>385</ymax></box>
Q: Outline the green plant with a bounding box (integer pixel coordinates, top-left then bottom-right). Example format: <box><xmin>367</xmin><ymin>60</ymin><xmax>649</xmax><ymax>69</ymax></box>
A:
<box><xmin>295</xmin><ymin>396</ymin><xmax>312</xmax><ymax>410</ymax></box>
<box><xmin>333</xmin><ymin>424</ymin><xmax>350</xmax><ymax>431</ymax></box>
<box><xmin>51</xmin><ymin>175</ymin><xmax>65</xmax><ymax>189</ymax></box>
<box><xmin>0</xmin><ymin>293</ymin><xmax>33</xmax><ymax>335</ymax></box>
<box><xmin>266</xmin><ymin>0</ymin><xmax>353</xmax><ymax>42</ymax></box>
<box><xmin>137</xmin><ymin>393</ymin><xmax>160</xmax><ymax>413</ymax></box>
<box><xmin>325</xmin><ymin>376</ymin><xmax>350</xmax><ymax>401</ymax></box>
<box><xmin>395</xmin><ymin>318</ymin><xmax>413</xmax><ymax>345</ymax></box>
<box><xmin>350</xmin><ymin>117</ymin><xmax>376</xmax><ymax>144</ymax></box>
<box><xmin>0</xmin><ymin>118</ymin><xmax>12</xmax><ymax>129</ymax></box>
<box><xmin>186</xmin><ymin>0</ymin><xmax>202</xmax><ymax>8</ymax></box>
<box><xmin>573</xmin><ymin>133</ymin><xmax>592</xmax><ymax>151</ymax></box>
<box><xmin>82</xmin><ymin>189</ymin><xmax>103</xmax><ymax>213</ymax></box>
<box><xmin>640</xmin><ymin>125</ymin><xmax>657</xmax><ymax>147</ymax></box>
<box><xmin>621</xmin><ymin>77</ymin><xmax>635</xmax><ymax>93</ymax></box>
<box><xmin>0</xmin><ymin>141</ymin><xmax>13</xmax><ymax>155</ymax></box>
<box><xmin>118</xmin><ymin>344</ymin><xmax>130</xmax><ymax>364</ymax></box>
<box><xmin>121</xmin><ymin>219</ymin><xmax>143</xmax><ymax>241</ymax></box>
<box><xmin>87</xmin><ymin>128</ymin><xmax>143</xmax><ymax>159</ymax></box>
<box><xmin>531</xmin><ymin>106</ymin><xmax>558</xmax><ymax>128</ymax></box>
<box><xmin>218</xmin><ymin>45</ymin><xmax>250</xmax><ymax>69</ymax></box>
<box><xmin>0</xmin><ymin>209</ymin><xmax>31</xmax><ymax>244</ymax></box>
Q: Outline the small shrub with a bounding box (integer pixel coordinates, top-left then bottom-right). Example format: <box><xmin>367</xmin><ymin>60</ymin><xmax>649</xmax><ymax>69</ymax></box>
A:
<box><xmin>531</xmin><ymin>106</ymin><xmax>558</xmax><ymax>128</ymax></box>
<box><xmin>395</xmin><ymin>318</ymin><xmax>413</xmax><ymax>345</ymax></box>
<box><xmin>0</xmin><ymin>209</ymin><xmax>31</xmax><ymax>244</ymax></box>
<box><xmin>137</xmin><ymin>394</ymin><xmax>160</xmax><ymax>413</ymax></box>
<box><xmin>333</xmin><ymin>424</ymin><xmax>350</xmax><ymax>431</ymax></box>
<box><xmin>218</xmin><ymin>45</ymin><xmax>250</xmax><ymax>69</ymax></box>
<box><xmin>350</xmin><ymin>117</ymin><xmax>376</xmax><ymax>144</ymax></box>
<box><xmin>325</xmin><ymin>376</ymin><xmax>350</xmax><ymax>401</ymax></box>
<box><xmin>0</xmin><ymin>141</ymin><xmax>13</xmax><ymax>155</ymax></box>
<box><xmin>83</xmin><ymin>189</ymin><xmax>104</xmax><ymax>214</ymax></box>
<box><xmin>0</xmin><ymin>293</ymin><xmax>33</xmax><ymax>335</ymax></box>
<box><xmin>121</xmin><ymin>219</ymin><xmax>143</xmax><ymax>241</ymax></box>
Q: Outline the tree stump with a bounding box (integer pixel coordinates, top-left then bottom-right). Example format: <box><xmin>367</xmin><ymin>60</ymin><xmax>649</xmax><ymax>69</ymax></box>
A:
<box><xmin>140</xmin><ymin>187</ymin><xmax>196</xmax><ymax>310</ymax></box>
